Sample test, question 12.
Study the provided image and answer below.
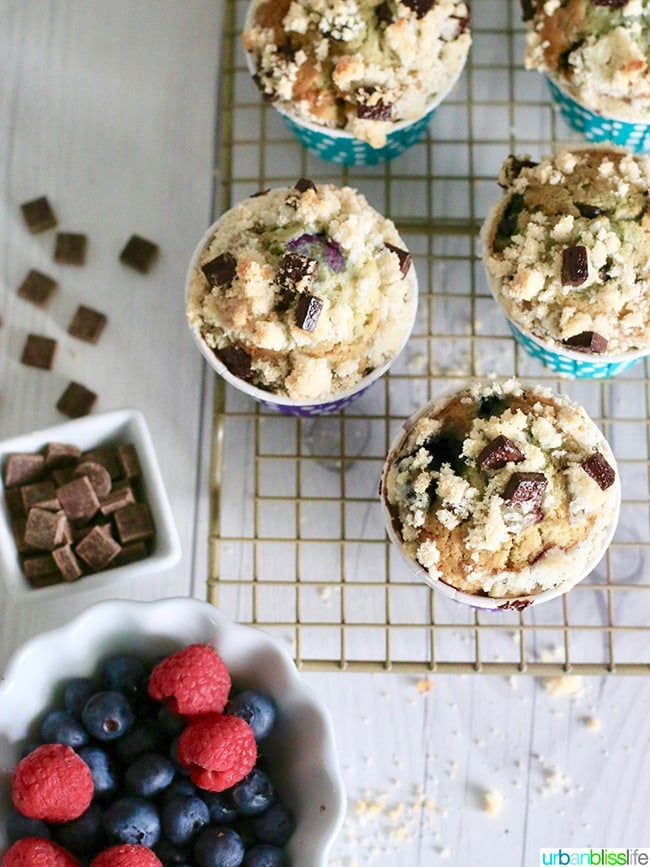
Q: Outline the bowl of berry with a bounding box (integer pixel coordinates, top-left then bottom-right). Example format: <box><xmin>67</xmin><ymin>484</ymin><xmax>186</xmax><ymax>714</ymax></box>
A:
<box><xmin>0</xmin><ymin>597</ymin><xmax>346</xmax><ymax>866</ymax></box>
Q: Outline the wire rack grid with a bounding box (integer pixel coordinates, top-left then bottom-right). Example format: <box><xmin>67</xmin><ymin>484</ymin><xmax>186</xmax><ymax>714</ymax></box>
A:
<box><xmin>206</xmin><ymin>0</ymin><xmax>650</xmax><ymax>675</ymax></box>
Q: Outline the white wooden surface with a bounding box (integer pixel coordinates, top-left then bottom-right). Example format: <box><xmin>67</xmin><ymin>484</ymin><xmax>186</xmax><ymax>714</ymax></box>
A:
<box><xmin>1</xmin><ymin>3</ymin><xmax>649</xmax><ymax>865</ymax></box>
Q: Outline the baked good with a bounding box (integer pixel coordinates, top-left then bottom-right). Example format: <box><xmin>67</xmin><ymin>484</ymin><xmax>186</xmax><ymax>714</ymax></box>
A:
<box><xmin>522</xmin><ymin>0</ymin><xmax>650</xmax><ymax>124</ymax></box>
<box><xmin>186</xmin><ymin>180</ymin><xmax>417</xmax><ymax>403</ymax></box>
<box><xmin>381</xmin><ymin>379</ymin><xmax>620</xmax><ymax>601</ymax></box>
<box><xmin>242</xmin><ymin>0</ymin><xmax>471</xmax><ymax>148</ymax></box>
<box><xmin>481</xmin><ymin>147</ymin><xmax>650</xmax><ymax>356</ymax></box>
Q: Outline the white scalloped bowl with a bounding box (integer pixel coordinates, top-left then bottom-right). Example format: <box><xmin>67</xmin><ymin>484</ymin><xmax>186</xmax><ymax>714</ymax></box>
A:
<box><xmin>0</xmin><ymin>597</ymin><xmax>346</xmax><ymax>865</ymax></box>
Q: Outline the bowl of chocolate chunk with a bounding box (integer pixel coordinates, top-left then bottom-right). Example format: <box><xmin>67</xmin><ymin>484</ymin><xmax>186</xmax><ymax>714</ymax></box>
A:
<box><xmin>481</xmin><ymin>148</ymin><xmax>650</xmax><ymax>378</ymax></box>
<box><xmin>185</xmin><ymin>180</ymin><xmax>418</xmax><ymax>415</ymax></box>
<box><xmin>241</xmin><ymin>0</ymin><xmax>471</xmax><ymax>166</ymax></box>
<box><xmin>380</xmin><ymin>378</ymin><xmax>621</xmax><ymax>610</ymax></box>
<box><xmin>0</xmin><ymin>409</ymin><xmax>181</xmax><ymax>598</ymax></box>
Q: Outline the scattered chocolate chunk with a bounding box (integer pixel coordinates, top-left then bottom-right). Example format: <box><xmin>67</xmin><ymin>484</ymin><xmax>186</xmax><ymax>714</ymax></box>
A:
<box><xmin>73</xmin><ymin>461</ymin><xmax>112</xmax><ymax>499</ymax></box>
<box><xmin>385</xmin><ymin>242</ymin><xmax>412</xmax><ymax>278</ymax></box>
<box><xmin>563</xmin><ymin>331</ymin><xmax>608</xmax><ymax>354</ymax></box>
<box><xmin>23</xmin><ymin>554</ymin><xmax>60</xmax><ymax>587</ymax></box>
<box><xmin>56</xmin><ymin>382</ymin><xmax>97</xmax><ymax>418</ymax></box>
<box><xmin>20</xmin><ymin>196</ymin><xmax>58</xmax><ymax>233</ymax></box>
<box><xmin>499</xmin><ymin>155</ymin><xmax>539</xmax><ymax>188</ymax></box>
<box><xmin>576</xmin><ymin>202</ymin><xmax>602</xmax><ymax>219</ymax></box>
<box><xmin>67</xmin><ymin>305</ymin><xmax>108</xmax><ymax>344</ymax></box>
<box><xmin>44</xmin><ymin>442</ymin><xmax>81</xmax><ymax>469</ymax></box>
<box><xmin>17</xmin><ymin>269</ymin><xmax>58</xmax><ymax>308</ymax></box>
<box><xmin>402</xmin><ymin>0</ymin><xmax>434</xmax><ymax>18</ymax></box>
<box><xmin>285</xmin><ymin>233</ymin><xmax>346</xmax><ymax>272</ymax></box>
<box><xmin>294</xmin><ymin>178</ymin><xmax>317</xmax><ymax>194</ymax></box>
<box><xmin>99</xmin><ymin>485</ymin><xmax>135</xmax><ymax>516</ymax></box>
<box><xmin>117</xmin><ymin>444</ymin><xmax>142</xmax><ymax>480</ymax></box>
<box><xmin>119</xmin><ymin>234</ymin><xmax>159</xmax><ymax>273</ymax></box>
<box><xmin>114</xmin><ymin>502</ymin><xmax>154</xmax><ymax>545</ymax></box>
<box><xmin>76</xmin><ymin>525</ymin><xmax>121</xmax><ymax>571</ymax></box>
<box><xmin>56</xmin><ymin>475</ymin><xmax>100</xmax><ymax>523</ymax></box>
<box><xmin>3</xmin><ymin>453</ymin><xmax>45</xmax><ymax>487</ymax></box>
<box><xmin>295</xmin><ymin>293</ymin><xmax>324</xmax><ymax>332</ymax></box>
<box><xmin>356</xmin><ymin>88</ymin><xmax>393</xmax><ymax>122</ymax></box>
<box><xmin>20</xmin><ymin>480</ymin><xmax>59</xmax><ymax>512</ymax></box>
<box><xmin>54</xmin><ymin>232</ymin><xmax>87</xmax><ymax>266</ymax></box>
<box><xmin>276</xmin><ymin>253</ymin><xmax>319</xmax><ymax>293</ymax></box>
<box><xmin>20</xmin><ymin>333</ymin><xmax>57</xmax><ymax>370</ymax></box>
<box><xmin>24</xmin><ymin>508</ymin><xmax>70</xmax><ymax>551</ymax></box>
<box><xmin>375</xmin><ymin>1</ymin><xmax>393</xmax><ymax>23</ymax></box>
<box><xmin>216</xmin><ymin>343</ymin><xmax>253</xmax><ymax>381</ymax></box>
<box><xmin>52</xmin><ymin>544</ymin><xmax>83</xmax><ymax>582</ymax></box>
<box><xmin>520</xmin><ymin>0</ymin><xmax>537</xmax><ymax>21</ymax></box>
<box><xmin>478</xmin><ymin>436</ymin><xmax>524</xmax><ymax>470</ymax></box>
<box><xmin>201</xmin><ymin>252</ymin><xmax>237</xmax><ymax>289</ymax></box>
<box><xmin>581</xmin><ymin>451</ymin><xmax>616</xmax><ymax>490</ymax></box>
<box><xmin>493</xmin><ymin>193</ymin><xmax>524</xmax><ymax>253</ymax></box>
<box><xmin>249</xmin><ymin>189</ymin><xmax>271</xmax><ymax>198</ymax></box>
<box><xmin>561</xmin><ymin>244</ymin><xmax>589</xmax><ymax>287</ymax></box>
<box><xmin>503</xmin><ymin>472</ymin><xmax>547</xmax><ymax>507</ymax></box>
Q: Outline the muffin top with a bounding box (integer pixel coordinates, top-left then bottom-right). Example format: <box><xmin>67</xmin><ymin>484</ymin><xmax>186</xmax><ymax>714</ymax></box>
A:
<box><xmin>523</xmin><ymin>0</ymin><xmax>650</xmax><ymax>121</ymax></box>
<box><xmin>482</xmin><ymin>147</ymin><xmax>650</xmax><ymax>355</ymax></box>
<box><xmin>382</xmin><ymin>379</ymin><xmax>619</xmax><ymax>600</ymax></box>
<box><xmin>186</xmin><ymin>181</ymin><xmax>417</xmax><ymax>402</ymax></box>
<box><xmin>242</xmin><ymin>0</ymin><xmax>471</xmax><ymax>147</ymax></box>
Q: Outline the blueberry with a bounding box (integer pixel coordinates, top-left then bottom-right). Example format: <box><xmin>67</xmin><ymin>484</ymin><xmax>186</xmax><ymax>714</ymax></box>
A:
<box><xmin>226</xmin><ymin>691</ymin><xmax>276</xmax><ymax>742</ymax></box>
<box><xmin>250</xmin><ymin>802</ymin><xmax>296</xmax><ymax>846</ymax></box>
<box><xmin>104</xmin><ymin>795</ymin><xmax>160</xmax><ymax>847</ymax></box>
<box><xmin>115</xmin><ymin>721</ymin><xmax>166</xmax><ymax>765</ymax></box>
<box><xmin>243</xmin><ymin>845</ymin><xmax>288</xmax><ymax>867</ymax></box>
<box><xmin>154</xmin><ymin>838</ymin><xmax>192</xmax><ymax>865</ymax></box>
<box><xmin>78</xmin><ymin>746</ymin><xmax>119</xmax><ymax>801</ymax></box>
<box><xmin>200</xmin><ymin>791</ymin><xmax>238</xmax><ymax>825</ymax></box>
<box><xmin>101</xmin><ymin>654</ymin><xmax>148</xmax><ymax>698</ymax></box>
<box><xmin>230</xmin><ymin>769</ymin><xmax>275</xmax><ymax>817</ymax></box>
<box><xmin>6</xmin><ymin>808</ymin><xmax>51</xmax><ymax>843</ymax></box>
<box><xmin>40</xmin><ymin>709</ymin><xmax>89</xmax><ymax>748</ymax></box>
<box><xmin>194</xmin><ymin>826</ymin><xmax>245</xmax><ymax>867</ymax></box>
<box><xmin>63</xmin><ymin>677</ymin><xmax>96</xmax><ymax>719</ymax></box>
<box><xmin>161</xmin><ymin>794</ymin><xmax>210</xmax><ymax>847</ymax></box>
<box><xmin>125</xmin><ymin>752</ymin><xmax>176</xmax><ymax>798</ymax></box>
<box><xmin>161</xmin><ymin>779</ymin><xmax>199</xmax><ymax>808</ymax></box>
<box><xmin>54</xmin><ymin>803</ymin><xmax>106</xmax><ymax>855</ymax></box>
<box><xmin>157</xmin><ymin>704</ymin><xmax>186</xmax><ymax>738</ymax></box>
<box><xmin>82</xmin><ymin>690</ymin><xmax>135</xmax><ymax>741</ymax></box>
<box><xmin>169</xmin><ymin>734</ymin><xmax>189</xmax><ymax>776</ymax></box>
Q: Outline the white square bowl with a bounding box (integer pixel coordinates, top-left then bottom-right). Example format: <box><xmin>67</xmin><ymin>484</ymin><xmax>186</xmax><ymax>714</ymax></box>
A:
<box><xmin>0</xmin><ymin>408</ymin><xmax>181</xmax><ymax>599</ymax></box>
<box><xmin>0</xmin><ymin>597</ymin><xmax>346</xmax><ymax>865</ymax></box>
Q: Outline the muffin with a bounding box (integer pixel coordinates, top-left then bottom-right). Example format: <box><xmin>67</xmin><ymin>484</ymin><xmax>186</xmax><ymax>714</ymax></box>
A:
<box><xmin>185</xmin><ymin>180</ymin><xmax>417</xmax><ymax>409</ymax></box>
<box><xmin>242</xmin><ymin>0</ymin><xmax>471</xmax><ymax>162</ymax></box>
<box><xmin>380</xmin><ymin>379</ymin><xmax>620</xmax><ymax>605</ymax></box>
<box><xmin>481</xmin><ymin>147</ymin><xmax>650</xmax><ymax>375</ymax></box>
<box><xmin>522</xmin><ymin>0</ymin><xmax>650</xmax><ymax>150</ymax></box>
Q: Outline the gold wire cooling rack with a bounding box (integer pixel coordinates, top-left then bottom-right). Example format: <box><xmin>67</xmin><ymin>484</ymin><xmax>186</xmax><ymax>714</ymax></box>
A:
<box><xmin>206</xmin><ymin>0</ymin><xmax>650</xmax><ymax>674</ymax></box>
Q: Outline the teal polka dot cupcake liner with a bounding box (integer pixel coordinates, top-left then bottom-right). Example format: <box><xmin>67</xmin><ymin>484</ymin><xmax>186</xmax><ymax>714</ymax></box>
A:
<box><xmin>278</xmin><ymin>107</ymin><xmax>437</xmax><ymax>167</ymax></box>
<box><xmin>546</xmin><ymin>76</ymin><xmax>650</xmax><ymax>153</ymax></box>
<box><xmin>507</xmin><ymin>319</ymin><xmax>646</xmax><ymax>379</ymax></box>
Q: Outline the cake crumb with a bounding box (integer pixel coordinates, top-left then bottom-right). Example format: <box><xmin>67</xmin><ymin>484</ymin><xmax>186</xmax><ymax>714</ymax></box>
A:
<box><xmin>542</xmin><ymin>674</ymin><xmax>584</xmax><ymax>697</ymax></box>
<box><xmin>483</xmin><ymin>789</ymin><xmax>504</xmax><ymax>816</ymax></box>
<box><xmin>417</xmin><ymin>678</ymin><xmax>433</xmax><ymax>694</ymax></box>
<box><xmin>583</xmin><ymin>715</ymin><xmax>601</xmax><ymax>732</ymax></box>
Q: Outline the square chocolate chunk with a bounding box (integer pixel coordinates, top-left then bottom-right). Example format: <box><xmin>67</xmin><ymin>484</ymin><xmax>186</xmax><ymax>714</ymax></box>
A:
<box><xmin>56</xmin><ymin>382</ymin><xmax>97</xmax><ymax>418</ymax></box>
<box><xmin>20</xmin><ymin>480</ymin><xmax>59</xmax><ymax>512</ymax></box>
<box><xmin>581</xmin><ymin>451</ymin><xmax>616</xmax><ymax>490</ymax></box>
<box><xmin>24</xmin><ymin>508</ymin><xmax>70</xmax><ymax>551</ymax></box>
<box><xmin>202</xmin><ymin>252</ymin><xmax>237</xmax><ymax>289</ymax></box>
<box><xmin>17</xmin><ymin>270</ymin><xmax>58</xmax><ymax>308</ymax></box>
<box><xmin>54</xmin><ymin>232</ymin><xmax>87</xmax><ymax>265</ymax></box>
<box><xmin>44</xmin><ymin>442</ymin><xmax>81</xmax><ymax>469</ymax></box>
<box><xmin>295</xmin><ymin>293</ymin><xmax>324</xmax><ymax>332</ymax></box>
<box><xmin>82</xmin><ymin>446</ymin><xmax>121</xmax><ymax>480</ymax></box>
<box><xmin>23</xmin><ymin>554</ymin><xmax>61</xmax><ymax>588</ymax></box>
<box><xmin>385</xmin><ymin>243</ymin><xmax>413</xmax><ymax>278</ymax></box>
<box><xmin>117</xmin><ymin>443</ymin><xmax>142</xmax><ymax>479</ymax></box>
<box><xmin>20</xmin><ymin>196</ymin><xmax>58</xmax><ymax>233</ymax></box>
<box><xmin>56</xmin><ymin>475</ymin><xmax>100</xmax><ymax>522</ymax></box>
<box><xmin>20</xmin><ymin>333</ymin><xmax>57</xmax><ymax>370</ymax></box>
<box><xmin>52</xmin><ymin>544</ymin><xmax>83</xmax><ymax>582</ymax></box>
<box><xmin>3</xmin><ymin>453</ymin><xmax>45</xmax><ymax>487</ymax></box>
<box><xmin>67</xmin><ymin>305</ymin><xmax>108</xmax><ymax>344</ymax></box>
<box><xmin>120</xmin><ymin>234</ymin><xmax>159</xmax><ymax>274</ymax></box>
<box><xmin>76</xmin><ymin>525</ymin><xmax>121</xmax><ymax>571</ymax></box>
<box><xmin>114</xmin><ymin>502</ymin><xmax>154</xmax><ymax>545</ymax></box>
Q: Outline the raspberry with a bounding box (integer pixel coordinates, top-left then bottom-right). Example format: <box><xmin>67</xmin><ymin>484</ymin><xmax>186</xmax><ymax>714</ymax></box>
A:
<box><xmin>89</xmin><ymin>845</ymin><xmax>162</xmax><ymax>867</ymax></box>
<box><xmin>177</xmin><ymin>715</ymin><xmax>257</xmax><ymax>792</ymax></box>
<box><xmin>147</xmin><ymin>644</ymin><xmax>231</xmax><ymax>716</ymax></box>
<box><xmin>0</xmin><ymin>837</ymin><xmax>81</xmax><ymax>867</ymax></box>
<box><xmin>11</xmin><ymin>744</ymin><xmax>93</xmax><ymax>822</ymax></box>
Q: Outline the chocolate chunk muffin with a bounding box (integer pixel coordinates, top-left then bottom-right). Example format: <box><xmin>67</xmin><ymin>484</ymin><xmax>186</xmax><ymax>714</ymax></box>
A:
<box><xmin>481</xmin><ymin>148</ymin><xmax>650</xmax><ymax>356</ymax></box>
<box><xmin>522</xmin><ymin>0</ymin><xmax>650</xmax><ymax>123</ymax></box>
<box><xmin>186</xmin><ymin>181</ymin><xmax>417</xmax><ymax>402</ymax></box>
<box><xmin>242</xmin><ymin>0</ymin><xmax>471</xmax><ymax>148</ymax></box>
<box><xmin>381</xmin><ymin>379</ymin><xmax>620</xmax><ymax>601</ymax></box>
